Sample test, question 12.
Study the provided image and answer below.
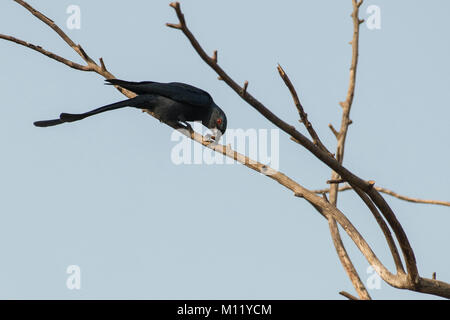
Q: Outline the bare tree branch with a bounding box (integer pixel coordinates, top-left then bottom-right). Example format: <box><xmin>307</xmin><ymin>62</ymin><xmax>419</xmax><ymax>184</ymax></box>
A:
<box><xmin>324</xmin><ymin>0</ymin><xmax>380</xmax><ymax>299</ymax></box>
<box><xmin>314</xmin><ymin>184</ymin><xmax>450</xmax><ymax>207</ymax></box>
<box><xmin>328</xmin><ymin>0</ymin><xmax>363</xmax><ymax>206</ymax></box>
<box><xmin>329</xmin><ymin>218</ymin><xmax>371</xmax><ymax>299</ymax></box>
<box><xmin>352</xmin><ymin>187</ymin><xmax>405</xmax><ymax>274</ymax></box>
<box><xmin>339</xmin><ymin>291</ymin><xmax>359</xmax><ymax>300</ymax></box>
<box><xmin>0</xmin><ymin>34</ymin><xmax>92</xmax><ymax>71</ymax></box>
<box><xmin>276</xmin><ymin>64</ymin><xmax>333</xmax><ymax>157</ymax></box>
<box><xmin>322</xmin><ymin>9</ymin><xmax>406</xmax><ymax>276</ymax></box>
<box><xmin>166</xmin><ymin>0</ymin><xmax>442</xmax><ymax>296</ymax></box>
<box><xmin>13</xmin><ymin>0</ymin><xmax>94</xmax><ymax>64</ymax></box>
<box><xmin>277</xmin><ymin>60</ymin><xmax>370</xmax><ymax>298</ymax></box>
<box><xmin>277</xmin><ymin>53</ymin><xmax>370</xmax><ymax>298</ymax></box>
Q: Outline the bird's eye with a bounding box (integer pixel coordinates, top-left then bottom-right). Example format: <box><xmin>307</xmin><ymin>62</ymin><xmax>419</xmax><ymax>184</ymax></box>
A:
<box><xmin>216</xmin><ymin>118</ymin><xmax>222</xmax><ymax>125</ymax></box>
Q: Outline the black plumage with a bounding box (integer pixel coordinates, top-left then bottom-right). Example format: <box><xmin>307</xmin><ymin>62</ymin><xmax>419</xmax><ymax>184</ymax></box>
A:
<box><xmin>34</xmin><ymin>79</ymin><xmax>227</xmax><ymax>135</ymax></box>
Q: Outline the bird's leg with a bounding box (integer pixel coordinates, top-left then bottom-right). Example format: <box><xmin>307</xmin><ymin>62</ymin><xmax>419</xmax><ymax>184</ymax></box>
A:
<box><xmin>170</xmin><ymin>120</ymin><xmax>194</xmax><ymax>137</ymax></box>
<box><xmin>177</xmin><ymin>115</ymin><xmax>194</xmax><ymax>136</ymax></box>
<box><xmin>181</xmin><ymin>121</ymin><xmax>194</xmax><ymax>134</ymax></box>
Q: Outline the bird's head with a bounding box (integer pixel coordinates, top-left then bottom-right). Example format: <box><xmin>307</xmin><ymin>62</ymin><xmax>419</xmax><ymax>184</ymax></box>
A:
<box><xmin>208</xmin><ymin>104</ymin><xmax>227</xmax><ymax>138</ymax></box>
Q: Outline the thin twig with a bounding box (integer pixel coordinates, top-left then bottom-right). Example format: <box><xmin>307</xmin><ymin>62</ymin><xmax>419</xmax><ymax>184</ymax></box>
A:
<box><xmin>329</xmin><ymin>123</ymin><xmax>339</xmax><ymax>138</ymax></box>
<box><xmin>327</xmin><ymin>179</ymin><xmax>345</xmax><ymax>184</ymax></box>
<box><xmin>329</xmin><ymin>0</ymin><xmax>363</xmax><ymax>206</ymax></box>
<box><xmin>277</xmin><ymin>64</ymin><xmax>333</xmax><ymax>157</ymax></box>
<box><xmin>241</xmin><ymin>80</ymin><xmax>249</xmax><ymax>96</ymax></box>
<box><xmin>339</xmin><ymin>291</ymin><xmax>359</xmax><ymax>300</ymax></box>
<box><xmin>314</xmin><ymin>184</ymin><xmax>450</xmax><ymax>207</ymax></box>
<box><xmin>330</xmin><ymin>218</ymin><xmax>371</xmax><ymax>300</ymax></box>
<box><xmin>14</xmin><ymin>0</ymin><xmax>95</xmax><ymax>64</ymax></box>
<box><xmin>99</xmin><ymin>57</ymin><xmax>107</xmax><ymax>71</ymax></box>
<box><xmin>0</xmin><ymin>34</ymin><xmax>92</xmax><ymax>71</ymax></box>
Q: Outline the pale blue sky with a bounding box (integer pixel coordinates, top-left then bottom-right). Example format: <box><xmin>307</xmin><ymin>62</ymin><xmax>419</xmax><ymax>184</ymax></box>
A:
<box><xmin>0</xmin><ymin>0</ymin><xmax>449</xmax><ymax>299</ymax></box>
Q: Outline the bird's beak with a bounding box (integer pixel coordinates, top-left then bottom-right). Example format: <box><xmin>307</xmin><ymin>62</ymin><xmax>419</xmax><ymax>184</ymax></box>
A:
<box><xmin>211</xmin><ymin>128</ymin><xmax>223</xmax><ymax>140</ymax></box>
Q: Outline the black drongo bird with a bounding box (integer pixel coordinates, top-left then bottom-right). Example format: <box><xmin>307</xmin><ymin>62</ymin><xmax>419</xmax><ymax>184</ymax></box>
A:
<box><xmin>34</xmin><ymin>79</ymin><xmax>227</xmax><ymax>136</ymax></box>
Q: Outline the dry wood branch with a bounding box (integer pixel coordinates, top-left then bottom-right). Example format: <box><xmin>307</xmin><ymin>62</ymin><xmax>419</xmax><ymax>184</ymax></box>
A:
<box><xmin>0</xmin><ymin>34</ymin><xmax>92</xmax><ymax>71</ymax></box>
<box><xmin>329</xmin><ymin>218</ymin><xmax>371</xmax><ymax>299</ymax></box>
<box><xmin>375</xmin><ymin>187</ymin><xmax>450</xmax><ymax>207</ymax></box>
<box><xmin>416</xmin><ymin>277</ymin><xmax>450</xmax><ymax>298</ymax></box>
<box><xmin>327</xmin><ymin>179</ymin><xmax>345</xmax><ymax>185</ymax></box>
<box><xmin>329</xmin><ymin>123</ymin><xmax>339</xmax><ymax>138</ymax></box>
<box><xmin>339</xmin><ymin>291</ymin><xmax>359</xmax><ymax>300</ymax></box>
<box><xmin>351</xmin><ymin>187</ymin><xmax>405</xmax><ymax>274</ymax></box>
<box><xmin>324</xmin><ymin>0</ymin><xmax>406</xmax><ymax>297</ymax></box>
<box><xmin>165</xmin><ymin>0</ymin><xmax>450</xmax><ymax>296</ymax></box>
<box><xmin>314</xmin><ymin>184</ymin><xmax>450</xmax><ymax>208</ymax></box>
<box><xmin>241</xmin><ymin>80</ymin><xmax>249</xmax><ymax>96</ymax></box>
<box><xmin>296</xmin><ymin>196</ymin><xmax>404</xmax><ymax>289</ymax></box>
<box><xmin>14</xmin><ymin>0</ymin><xmax>94</xmax><ymax>65</ymax></box>
<box><xmin>277</xmin><ymin>64</ymin><xmax>332</xmax><ymax>157</ymax></box>
<box><xmin>329</xmin><ymin>0</ymin><xmax>363</xmax><ymax>206</ymax></box>
<box><xmin>99</xmin><ymin>57</ymin><xmax>107</xmax><ymax>72</ymax></box>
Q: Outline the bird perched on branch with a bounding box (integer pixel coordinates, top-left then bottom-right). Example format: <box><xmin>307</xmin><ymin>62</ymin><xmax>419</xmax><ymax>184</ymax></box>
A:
<box><xmin>34</xmin><ymin>79</ymin><xmax>227</xmax><ymax>137</ymax></box>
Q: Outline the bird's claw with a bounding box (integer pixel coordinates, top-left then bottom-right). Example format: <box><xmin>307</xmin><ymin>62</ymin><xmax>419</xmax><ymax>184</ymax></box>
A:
<box><xmin>185</xmin><ymin>122</ymin><xmax>194</xmax><ymax>133</ymax></box>
<box><xmin>203</xmin><ymin>134</ymin><xmax>216</xmax><ymax>143</ymax></box>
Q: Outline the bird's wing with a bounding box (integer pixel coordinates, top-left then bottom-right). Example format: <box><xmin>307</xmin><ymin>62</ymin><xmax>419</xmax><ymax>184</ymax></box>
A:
<box><xmin>105</xmin><ymin>79</ymin><xmax>213</xmax><ymax>108</ymax></box>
